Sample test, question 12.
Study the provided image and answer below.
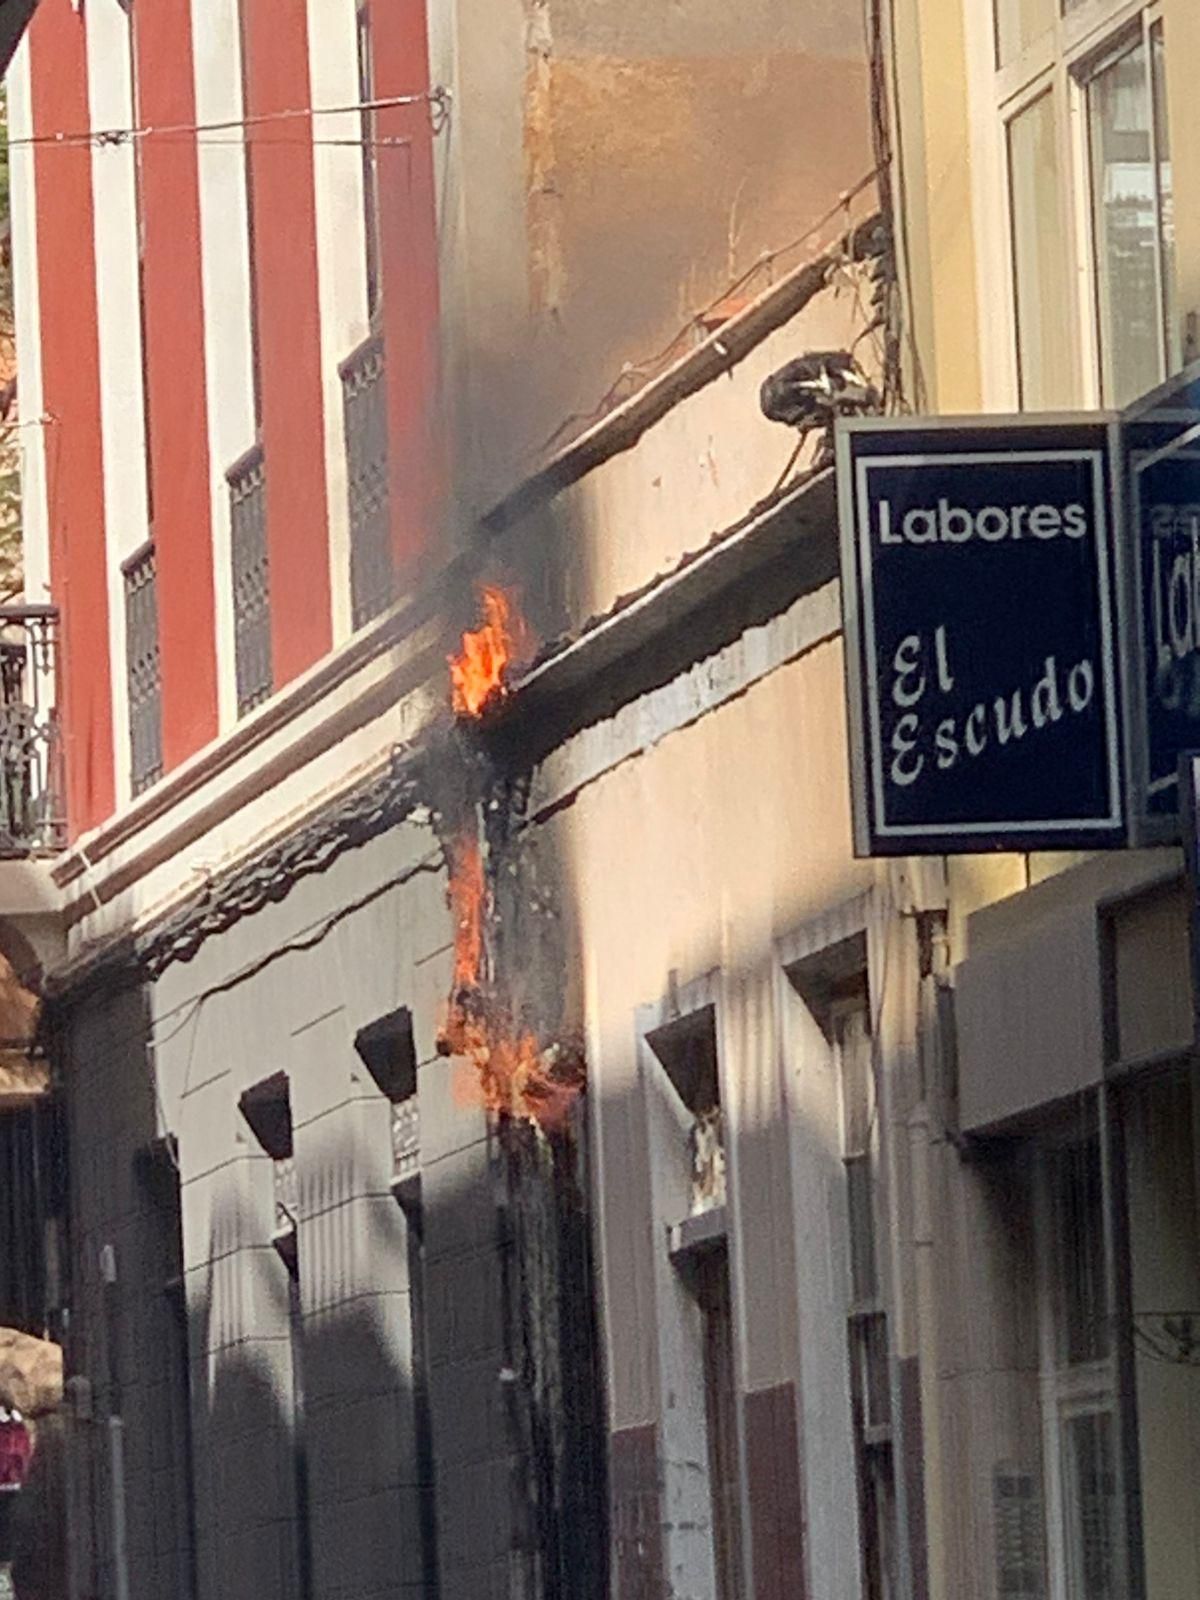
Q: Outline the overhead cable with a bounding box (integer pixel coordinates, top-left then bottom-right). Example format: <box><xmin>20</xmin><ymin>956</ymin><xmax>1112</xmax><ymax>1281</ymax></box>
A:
<box><xmin>8</xmin><ymin>87</ymin><xmax>451</xmax><ymax>151</ymax></box>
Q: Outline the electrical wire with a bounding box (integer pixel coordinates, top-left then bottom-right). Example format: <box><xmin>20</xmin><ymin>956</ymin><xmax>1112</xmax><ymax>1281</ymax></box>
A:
<box><xmin>7</xmin><ymin>88</ymin><xmax>450</xmax><ymax>152</ymax></box>
<box><xmin>0</xmin><ymin>414</ymin><xmax>54</xmax><ymax>436</ymax></box>
<box><xmin>534</xmin><ymin>165</ymin><xmax>883</xmax><ymax>459</ymax></box>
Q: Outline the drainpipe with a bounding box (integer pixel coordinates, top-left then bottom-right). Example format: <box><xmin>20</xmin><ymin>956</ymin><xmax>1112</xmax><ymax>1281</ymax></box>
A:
<box><xmin>99</xmin><ymin>1246</ymin><xmax>130</xmax><ymax>1600</ymax></box>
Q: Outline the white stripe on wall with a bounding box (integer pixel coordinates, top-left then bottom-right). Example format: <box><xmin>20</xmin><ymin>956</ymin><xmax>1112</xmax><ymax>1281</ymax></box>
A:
<box><xmin>191</xmin><ymin>0</ymin><xmax>257</xmax><ymax>732</ymax></box>
<box><xmin>307</xmin><ymin>0</ymin><xmax>370</xmax><ymax>648</ymax></box>
<box><xmin>7</xmin><ymin>40</ymin><xmax>50</xmax><ymax>613</ymax></box>
<box><xmin>85</xmin><ymin>0</ymin><xmax>150</xmax><ymax>812</ymax></box>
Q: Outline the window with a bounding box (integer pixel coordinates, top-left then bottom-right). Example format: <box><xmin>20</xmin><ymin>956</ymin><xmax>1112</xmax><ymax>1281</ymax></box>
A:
<box><xmin>648</xmin><ymin>993</ymin><xmax>744</xmax><ymax>1599</ymax></box>
<box><xmin>833</xmin><ymin>987</ymin><xmax>898</xmax><ymax>1600</ymax></box>
<box><xmin>228</xmin><ymin>444</ymin><xmax>272</xmax><ymax>715</ymax></box>
<box><xmin>1036</xmin><ymin>1126</ymin><xmax>1121</xmax><ymax>1600</ymax></box>
<box><xmin>695</xmin><ymin>1244</ymin><xmax>744</xmax><ymax>1600</ymax></box>
<box><xmin>648</xmin><ymin>1005</ymin><xmax>727</xmax><ymax>1218</ymax></box>
<box><xmin>995</xmin><ymin>3</ymin><xmax>1177</xmax><ymax>408</ymax></box>
<box><xmin>341</xmin><ymin>336</ymin><xmax>392</xmax><ymax>628</ymax></box>
<box><xmin>123</xmin><ymin>544</ymin><xmax>162</xmax><ymax>796</ymax></box>
<box><xmin>1008</xmin><ymin>92</ymin><xmax>1075</xmax><ymax>410</ymax></box>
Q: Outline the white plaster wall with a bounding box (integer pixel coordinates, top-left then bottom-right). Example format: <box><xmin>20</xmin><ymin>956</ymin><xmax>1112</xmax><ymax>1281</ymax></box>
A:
<box><xmin>190</xmin><ymin>0</ymin><xmax>257</xmax><ymax>732</ymax></box>
<box><xmin>86</xmin><ymin>0</ymin><xmax>150</xmax><ymax>812</ymax></box>
<box><xmin>6</xmin><ymin>40</ymin><xmax>50</xmax><ymax>610</ymax></box>
<box><xmin>306</xmin><ymin>0</ymin><xmax>370</xmax><ymax>647</ymax></box>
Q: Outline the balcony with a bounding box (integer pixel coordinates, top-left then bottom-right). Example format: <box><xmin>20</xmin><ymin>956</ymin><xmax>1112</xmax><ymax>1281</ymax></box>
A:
<box><xmin>341</xmin><ymin>334</ymin><xmax>392</xmax><ymax>629</ymax></box>
<box><xmin>0</xmin><ymin>605</ymin><xmax>63</xmax><ymax>856</ymax></box>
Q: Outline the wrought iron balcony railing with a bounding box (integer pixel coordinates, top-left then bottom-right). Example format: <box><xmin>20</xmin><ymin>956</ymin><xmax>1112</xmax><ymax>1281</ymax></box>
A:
<box><xmin>341</xmin><ymin>334</ymin><xmax>393</xmax><ymax>629</ymax></box>
<box><xmin>0</xmin><ymin>604</ymin><xmax>64</xmax><ymax>855</ymax></box>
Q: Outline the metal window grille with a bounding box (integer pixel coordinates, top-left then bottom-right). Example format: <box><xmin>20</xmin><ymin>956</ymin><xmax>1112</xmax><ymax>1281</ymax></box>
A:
<box><xmin>994</xmin><ymin>1466</ymin><xmax>1046</xmax><ymax>1599</ymax></box>
<box><xmin>124</xmin><ymin>544</ymin><xmax>163</xmax><ymax>795</ymax></box>
<box><xmin>273</xmin><ymin>1155</ymin><xmax>298</xmax><ymax>1239</ymax></box>
<box><xmin>341</xmin><ymin>335</ymin><xmax>393</xmax><ymax>628</ymax></box>
<box><xmin>228</xmin><ymin>446</ymin><xmax>272</xmax><ymax>714</ymax></box>
<box><xmin>0</xmin><ymin>605</ymin><xmax>64</xmax><ymax>853</ymax></box>
<box><xmin>392</xmin><ymin>1095</ymin><xmax>420</xmax><ymax>1184</ymax></box>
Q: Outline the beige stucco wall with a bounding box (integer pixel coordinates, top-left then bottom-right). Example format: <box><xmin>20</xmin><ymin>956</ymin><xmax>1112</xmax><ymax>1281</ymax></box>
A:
<box><xmin>544</xmin><ymin>634</ymin><xmax>876</xmax><ymax>1421</ymax></box>
<box><xmin>437</xmin><ymin>0</ymin><xmax>874</xmax><ymax>517</ymax></box>
<box><xmin>491</xmin><ymin>268</ymin><xmax>876</xmax><ymax>645</ymax></box>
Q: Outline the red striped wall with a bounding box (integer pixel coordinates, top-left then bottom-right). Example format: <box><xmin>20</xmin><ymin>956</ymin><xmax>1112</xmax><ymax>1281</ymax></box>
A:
<box><xmin>133</xmin><ymin>0</ymin><xmax>219</xmax><ymax>770</ymax></box>
<box><xmin>28</xmin><ymin>0</ymin><xmax>115</xmax><ymax>837</ymax></box>
<box><xmin>241</xmin><ymin>0</ymin><xmax>332</xmax><ymax>684</ymax></box>
<box><xmin>368</xmin><ymin>0</ymin><xmax>440</xmax><ymax>580</ymax></box>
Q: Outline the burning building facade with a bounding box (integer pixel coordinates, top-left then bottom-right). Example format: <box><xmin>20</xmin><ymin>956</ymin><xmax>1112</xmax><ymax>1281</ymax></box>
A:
<box><xmin>3</xmin><ymin>1</ymin><xmax>1199</xmax><ymax>1600</ymax></box>
<box><xmin>0</xmin><ymin>1</ymin><xmax>886</xmax><ymax>1598</ymax></box>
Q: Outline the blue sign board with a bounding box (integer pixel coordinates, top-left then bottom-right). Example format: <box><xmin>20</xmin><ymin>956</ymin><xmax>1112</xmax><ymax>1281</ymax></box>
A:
<box><xmin>838</xmin><ymin>419</ymin><xmax>1125</xmax><ymax>856</ymax></box>
<box><xmin>1125</xmin><ymin>363</ymin><xmax>1200</xmax><ymax>833</ymax></box>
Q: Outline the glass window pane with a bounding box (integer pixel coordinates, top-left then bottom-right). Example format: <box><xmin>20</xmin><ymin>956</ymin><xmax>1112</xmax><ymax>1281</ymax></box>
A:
<box><xmin>1061</xmin><ymin>1410</ymin><xmax>1119</xmax><ymax>1600</ymax></box>
<box><xmin>1088</xmin><ymin>37</ymin><xmax>1162</xmax><ymax>405</ymax></box>
<box><xmin>1051</xmin><ymin>1138</ymin><xmax>1110</xmax><ymax>1367</ymax></box>
<box><xmin>1150</xmin><ymin>22</ymin><xmax>1179</xmax><ymax>373</ymax></box>
<box><xmin>1008</xmin><ymin>93</ymin><xmax>1075</xmax><ymax>409</ymax></box>
<box><xmin>995</xmin><ymin>0</ymin><xmax>1054</xmax><ymax>68</ymax></box>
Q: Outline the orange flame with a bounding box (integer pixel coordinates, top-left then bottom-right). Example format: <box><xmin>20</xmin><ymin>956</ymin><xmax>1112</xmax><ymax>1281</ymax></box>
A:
<box><xmin>439</xmin><ymin>828</ymin><xmax>583</xmax><ymax>1129</ymax></box>
<box><xmin>449</xmin><ymin>833</ymin><xmax>485</xmax><ymax>991</ymax></box>
<box><xmin>439</xmin><ymin>588</ymin><xmax>583</xmax><ymax>1128</ymax></box>
<box><xmin>449</xmin><ymin>585</ymin><xmax>533</xmax><ymax>718</ymax></box>
<box><xmin>443</xmin><ymin>1005</ymin><xmax>584</xmax><ymax>1132</ymax></box>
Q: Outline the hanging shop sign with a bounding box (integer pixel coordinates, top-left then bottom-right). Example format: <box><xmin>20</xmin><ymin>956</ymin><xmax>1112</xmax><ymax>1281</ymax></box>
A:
<box><xmin>1124</xmin><ymin>364</ymin><xmax>1200</xmax><ymax>835</ymax></box>
<box><xmin>837</xmin><ymin>417</ymin><xmax>1126</xmax><ymax>857</ymax></box>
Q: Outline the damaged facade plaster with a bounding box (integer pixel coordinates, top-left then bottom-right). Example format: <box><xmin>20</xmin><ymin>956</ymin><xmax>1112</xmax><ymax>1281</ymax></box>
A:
<box><xmin>514</xmin><ymin>0</ymin><xmax>872</xmax><ymax>442</ymax></box>
<box><xmin>440</xmin><ymin>0</ymin><xmax>873</xmax><ymax>514</ymax></box>
<box><xmin>524</xmin><ymin>1</ymin><xmax>566</xmax><ymax>322</ymax></box>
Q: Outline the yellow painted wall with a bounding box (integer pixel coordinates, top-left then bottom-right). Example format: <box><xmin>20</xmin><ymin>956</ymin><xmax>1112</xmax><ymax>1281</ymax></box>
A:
<box><xmin>890</xmin><ymin>0</ymin><xmax>983</xmax><ymax>413</ymax></box>
<box><xmin>1164</xmin><ymin>0</ymin><xmax>1200</xmax><ymax>359</ymax></box>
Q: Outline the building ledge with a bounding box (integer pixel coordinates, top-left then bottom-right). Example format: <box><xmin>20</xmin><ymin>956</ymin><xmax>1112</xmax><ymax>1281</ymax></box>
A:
<box><xmin>481</xmin><ymin>467</ymin><xmax>838</xmax><ymax>773</ymax></box>
<box><xmin>54</xmin><ymin>585</ymin><xmax>442</xmax><ymax>896</ymax></box>
<box><xmin>668</xmin><ymin>1204</ymin><xmax>729</xmax><ymax>1264</ymax></box>
<box><xmin>0</xmin><ymin>858</ymin><xmax>63</xmax><ymax>920</ymax></box>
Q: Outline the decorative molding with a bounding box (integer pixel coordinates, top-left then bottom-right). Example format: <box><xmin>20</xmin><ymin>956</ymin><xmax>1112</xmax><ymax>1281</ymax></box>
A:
<box><xmin>46</xmin><ymin>748</ymin><xmax>424</xmax><ymax>998</ymax></box>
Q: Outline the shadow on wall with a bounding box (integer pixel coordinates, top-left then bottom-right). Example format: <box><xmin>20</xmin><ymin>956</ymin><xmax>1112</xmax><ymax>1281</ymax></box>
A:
<box><xmin>46</xmin><ymin>954</ymin><xmax>607</xmax><ymax>1600</ymax></box>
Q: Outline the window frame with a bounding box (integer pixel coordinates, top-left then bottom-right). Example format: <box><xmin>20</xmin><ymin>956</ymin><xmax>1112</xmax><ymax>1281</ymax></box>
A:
<box><xmin>636</xmin><ymin>973</ymin><xmax>751</xmax><ymax>1600</ymax></box>
<box><xmin>1033</xmin><ymin>1117</ymin><xmax>1123</xmax><ymax>1600</ymax></box>
<box><xmin>985</xmin><ymin>0</ymin><xmax>1172</xmax><ymax>410</ymax></box>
